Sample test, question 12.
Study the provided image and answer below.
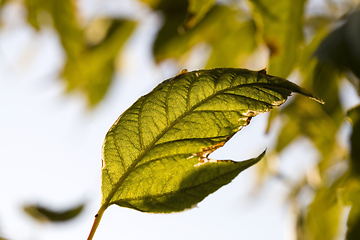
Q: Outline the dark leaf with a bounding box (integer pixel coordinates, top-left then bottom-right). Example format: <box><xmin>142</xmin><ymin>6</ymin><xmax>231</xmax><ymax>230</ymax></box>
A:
<box><xmin>314</xmin><ymin>10</ymin><xmax>360</xmax><ymax>79</ymax></box>
<box><xmin>347</xmin><ymin>105</ymin><xmax>360</xmax><ymax>175</ymax></box>
<box><xmin>23</xmin><ymin>203</ymin><xmax>85</xmax><ymax>223</ymax></box>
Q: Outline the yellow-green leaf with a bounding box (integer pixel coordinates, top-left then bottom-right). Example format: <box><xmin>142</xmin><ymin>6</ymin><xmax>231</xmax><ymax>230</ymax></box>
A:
<box><xmin>100</xmin><ymin>68</ymin><xmax>322</xmax><ymax>214</ymax></box>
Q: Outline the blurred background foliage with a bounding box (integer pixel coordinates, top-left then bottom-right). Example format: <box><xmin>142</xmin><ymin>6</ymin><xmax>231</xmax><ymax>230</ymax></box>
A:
<box><xmin>1</xmin><ymin>0</ymin><xmax>360</xmax><ymax>239</ymax></box>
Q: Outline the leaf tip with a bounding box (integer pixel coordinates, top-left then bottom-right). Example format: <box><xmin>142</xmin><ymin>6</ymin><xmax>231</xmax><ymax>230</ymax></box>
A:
<box><xmin>258</xmin><ymin>68</ymin><xmax>267</xmax><ymax>75</ymax></box>
<box><xmin>312</xmin><ymin>97</ymin><xmax>325</xmax><ymax>105</ymax></box>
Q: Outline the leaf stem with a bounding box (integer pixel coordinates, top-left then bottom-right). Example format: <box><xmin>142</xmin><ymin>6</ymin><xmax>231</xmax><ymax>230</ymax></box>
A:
<box><xmin>87</xmin><ymin>204</ymin><xmax>107</xmax><ymax>240</ymax></box>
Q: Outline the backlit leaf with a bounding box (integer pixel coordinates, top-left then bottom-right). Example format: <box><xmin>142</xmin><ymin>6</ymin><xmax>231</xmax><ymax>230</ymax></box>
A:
<box><xmin>100</xmin><ymin>68</ymin><xmax>322</xmax><ymax>213</ymax></box>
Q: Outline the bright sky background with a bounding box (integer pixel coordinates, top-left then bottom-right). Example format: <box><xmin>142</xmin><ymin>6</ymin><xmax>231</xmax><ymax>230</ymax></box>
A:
<box><xmin>1</xmin><ymin>0</ymin><xmax>359</xmax><ymax>239</ymax></box>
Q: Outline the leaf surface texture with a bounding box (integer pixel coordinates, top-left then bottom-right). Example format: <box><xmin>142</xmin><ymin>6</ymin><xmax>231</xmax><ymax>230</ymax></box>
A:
<box><xmin>101</xmin><ymin>68</ymin><xmax>322</xmax><ymax>213</ymax></box>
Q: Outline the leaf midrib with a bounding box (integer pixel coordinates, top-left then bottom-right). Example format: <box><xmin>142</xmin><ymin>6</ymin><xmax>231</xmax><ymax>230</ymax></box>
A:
<box><xmin>103</xmin><ymin>79</ymin><xmax>281</xmax><ymax>207</ymax></box>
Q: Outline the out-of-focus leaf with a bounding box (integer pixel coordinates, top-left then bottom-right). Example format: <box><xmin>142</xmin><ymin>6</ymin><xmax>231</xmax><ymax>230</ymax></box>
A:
<box><xmin>0</xmin><ymin>0</ymin><xmax>9</xmax><ymax>27</ymax></box>
<box><xmin>23</xmin><ymin>203</ymin><xmax>85</xmax><ymax>222</ymax></box>
<box><xmin>296</xmin><ymin>208</ymin><xmax>312</xmax><ymax>240</ymax></box>
<box><xmin>0</xmin><ymin>0</ymin><xmax>9</xmax><ymax>9</ymax></box>
<box><xmin>275</xmin><ymin>115</ymin><xmax>301</xmax><ymax>152</ymax></box>
<box><xmin>24</xmin><ymin>0</ymin><xmax>136</xmax><ymax>106</ymax></box>
<box><xmin>275</xmin><ymin>27</ymin><xmax>343</xmax><ymax>159</ymax></box>
<box><xmin>274</xmin><ymin>97</ymin><xmax>345</xmax><ymax>185</ymax></box>
<box><xmin>25</xmin><ymin>0</ymin><xmax>84</xmax><ymax>54</ymax></box>
<box><xmin>138</xmin><ymin>0</ymin><xmax>162</xmax><ymax>9</ymax></box>
<box><xmin>62</xmin><ymin>20</ymin><xmax>136</xmax><ymax>106</ymax></box>
<box><xmin>277</xmin><ymin>98</ymin><xmax>339</xmax><ymax>155</ymax></box>
<box><xmin>347</xmin><ymin>215</ymin><xmax>360</xmax><ymax>240</ymax></box>
<box><xmin>300</xmin><ymin>26</ymin><xmax>343</xmax><ymax>118</ymax></box>
<box><xmin>206</xmin><ymin>19</ymin><xmax>257</xmax><ymax>68</ymax></box>
<box><xmin>266</xmin><ymin>26</ymin><xmax>328</xmax><ymax>137</ymax></box>
<box><xmin>307</xmin><ymin>63</ymin><xmax>342</xmax><ymax>119</ymax></box>
<box><xmin>154</xmin><ymin>5</ymin><xmax>257</xmax><ymax>67</ymax></box>
<box><xmin>306</xmin><ymin>63</ymin><xmax>345</xmax><ymax>174</ymax></box>
<box><xmin>304</xmin><ymin>15</ymin><xmax>335</xmax><ymax>36</ymax></box>
<box><xmin>250</xmin><ymin>0</ymin><xmax>305</xmax><ymax>78</ymax></box>
<box><xmin>84</xmin><ymin>18</ymin><xmax>113</xmax><ymax>47</ymax></box>
<box><xmin>307</xmin><ymin>181</ymin><xmax>344</xmax><ymax>240</ymax></box>
<box><xmin>314</xmin><ymin>10</ymin><xmax>360</xmax><ymax>79</ymax></box>
<box><xmin>347</xmin><ymin>105</ymin><xmax>360</xmax><ymax>125</ymax></box>
<box><xmin>153</xmin><ymin>0</ymin><xmax>189</xmax><ymax>61</ymax></box>
<box><xmin>24</xmin><ymin>0</ymin><xmax>47</xmax><ymax>30</ymax></box>
<box><xmin>338</xmin><ymin>177</ymin><xmax>360</xmax><ymax>240</ymax></box>
<box><xmin>347</xmin><ymin>105</ymin><xmax>360</xmax><ymax>175</ymax></box>
<box><xmin>181</xmin><ymin>0</ymin><xmax>216</xmax><ymax>31</ymax></box>
<box><xmin>100</xmin><ymin>68</ymin><xmax>322</xmax><ymax>213</ymax></box>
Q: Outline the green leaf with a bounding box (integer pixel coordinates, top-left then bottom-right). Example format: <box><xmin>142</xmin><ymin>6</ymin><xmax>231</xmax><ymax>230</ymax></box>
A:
<box><xmin>250</xmin><ymin>0</ymin><xmax>305</xmax><ymax>78</ymax></box>
<box><xmin>275</xmin><ymin>115</ymin><xmax>301</xmax><ymax>153</ymax></box>
<box><xmin>181</xmin><ymin>0</ymin><xmax>216</xmax><ymax>31</ymax></box>
<box><xmin>23</xmin><ymin>203</ymin><xmax>84</xmax><ymax>222</ymax></box>
<box><xmin>100</xmin><ymin>68</ymin><xmax>322</xmax><ymax>214</ymax></box>
<box><xmin>275</xmin><ymin>95</ymin><xmax>342</xmax><ymax>175</ymax></box>
<box><xmin>347</xmin><ymin>105</ymin><xmax>360</xmax><ymax>175</ymax></box>
<box><xmin>307</xmin><ymin>183</ymin><xmax>343</xmax><ymax>240</ymax></box>
<box><xmin>154</xmin><ymin>5</ymin><xmax>257</xmax><ymax>67</ymax></box>
<box><xmin>337</xmin><ymin>177</ymin><xmax>360</xmax><ymax>240</ymax></box>
<box><xmin>314</xmin><ymin>10</ymin><xmax>360</xmax><ymax>79</ymax></box>
<box><xmin>24</xmin><ymin>0</ymin><xmax>85</xmax><ymax>54</ymax></box>
<box><xmin>62</xmin><ymin>20</ymin><xmax>136</xmax><ymax>106</ymax></box>
<box><xmin>205</xmin><ymin>18</ymin><xmax>257</xmax><ymax>68</ymax></box>
<box><xmin>347</xmin><ymin>105</ymin><xmax>360</xmax><ymax>125</ymax></box>
<box><xmin>347</xmin><ymin>215</ymin><xmax>360</xmax><ymax>240</ymax></box>
<box><xmin>152</xmin><ymin>0</ymin><xmax>189</xmax><ymax>61</ymax></box>
<box><xmin>274</xmin><ymin>28</ymin><xmax>344</xmax><ymax>158</ymax></box>
<box><xmin>23</xmin><ymin>0</ymin><xmax>136</xmax><ymax>106</ymax></box>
